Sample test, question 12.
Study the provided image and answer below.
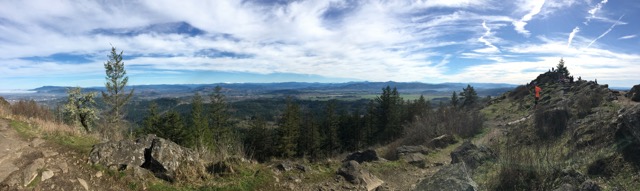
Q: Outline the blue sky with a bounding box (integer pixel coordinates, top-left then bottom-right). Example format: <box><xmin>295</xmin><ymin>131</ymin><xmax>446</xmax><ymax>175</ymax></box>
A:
<box><xmin>1</xmin><ymin>0</ymin><xmax>639</xmax><ymax>90</ymax></box>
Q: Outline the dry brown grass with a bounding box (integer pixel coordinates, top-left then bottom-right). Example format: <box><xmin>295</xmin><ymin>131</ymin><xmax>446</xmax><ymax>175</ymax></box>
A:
<box><xmin>1</xmin><ymin>100</ymin><xmax>90</xmax><ymax>139</ymax></box>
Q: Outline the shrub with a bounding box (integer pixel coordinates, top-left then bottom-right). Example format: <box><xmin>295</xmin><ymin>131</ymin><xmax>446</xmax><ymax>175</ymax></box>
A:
<box><xmin>534</xmin><ymin>107</ymin><xmax>569</xmax><ymax>140</ymax></box>
<box><xmin>0</xmin><ymin>96</ymin><xmax>9</xmax><ymax>107</ymax></box>
<box><xmin>0</xmin><ymin>96</ymin><xmax>10</xmax><ymax>117</ymax></box>
<box><xmin>508</xmin><ymin>85</ymin><xmax>530</xmax><ymax>100</ymax></box>
<box><xmin>11</xmin><ymin>100</ymin><xmax>54</xmax><ymax>121</ymax></box>
<box><xmin>626</xmin><ymin>84</ymin><xmax>640</xmax><ymax>102</ymax></box>
<box><xmin>574</xmin><ymin>90</ymin><xmax>603</xmax><ymax>118</ymax></box>
<box><xmin>403</xmin><ymin>107</ymin><xmax>484</xmax><ymax>146</ymax></box>
<box><xmin>492</xmin><ymin>142</ymin><xmax>566</xmax><ymax>190</ymax></box>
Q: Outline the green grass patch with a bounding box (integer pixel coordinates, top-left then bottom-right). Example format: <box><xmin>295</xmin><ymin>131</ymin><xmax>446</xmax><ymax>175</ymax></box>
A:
<box><xmin>45</xmin><ymin>131</ymin><xmax>98</xmax><ymax>154</ymax></box>
<box><xmin>148</xmin><ymin>181</ymin><xmax>185</xmax><ymax>191</ymax></box>
<box><xmin>10</xmin><ymin>120</ymin><xmax>38</xmax><ymax>139</ymax></box>
<box><xmin>305</xmin><ymin>162</ymin><xmax>340</xmax><ymax>183</ymax></box>
<box><xmin>200</xmin><ymin>164</ymin><xmax>274</xmax><ymax>191</ymax></box>
<box><xmin>369</xmin><ymin>160</ymin><xmax>406</xmax><ymax>175</ymax></box>
<box><xmin>425</xmin><ymin>139</ymin><xmax>464</xmax><ymax>163</ymax></box>
<box><xmin>26</xmin><ymin>170</ymin><xmax>43</xmax><ymax>188</ymax></box>
<box><xmin>147</xmin><ymin>163</ymin><xmax>275</xmax><ymax>191</ymax></box>
<box><xmin>359</xmin><ymin>94</ymin><xmax>447</xmax><ymax>101</ymax></box>
<box><xmin>91</xmin><ymin>164</ymin><xmax>127</xmax><ymax>180</ymax></box>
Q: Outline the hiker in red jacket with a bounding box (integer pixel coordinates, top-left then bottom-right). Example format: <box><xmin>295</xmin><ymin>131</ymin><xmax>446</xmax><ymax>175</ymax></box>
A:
<box><xmin>534</xmin><ymin>84</ymin><xmax>542</xmax><ymax>109</ymax></box>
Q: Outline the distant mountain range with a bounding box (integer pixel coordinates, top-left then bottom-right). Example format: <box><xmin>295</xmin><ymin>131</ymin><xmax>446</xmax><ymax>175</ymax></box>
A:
<box><xmin>29</xmin><ymin>81</ymin><xmax>517</xmax><ymax>97</ymax></box>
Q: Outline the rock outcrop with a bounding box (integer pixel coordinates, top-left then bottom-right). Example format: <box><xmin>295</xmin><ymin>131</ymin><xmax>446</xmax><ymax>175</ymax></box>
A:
<box><xmin>344</xmin><ymin>150</ymin><xmax>380</xmax><ymax>163</ymax></box>
<box><xmin>414</xmin><ymin>163</ymin><xmax>478</xmax><ymax>191</ymax></box>
<box><xmin>450</xmin><ymin>140</ymin><xmax>495</xmax><ymax>169</ymax></box>
<box><xmin>396</xmin><ymin>145</ymin><xmax>429</xmax><ymax>168</ymax></box>
<box><xmin>89</xmin><ymin>138</ymin><xmax>148</xmax><ymax>171</ymax></box>
<box><xmin>626</xmin><ymin>84</ymin><xmax>640</xmax><ymax>102</ymax></box>
<box><xmin>396</xmin><ymin>145</ymin><xmax>429</xmax><ymax>155</ymax></box>
<box><xmin>89</xmin><ymin>134</ymin><xmax>200</xmax><ymax>182</ymax></box>
<box><xmin>401</xmin><ymin>153</ymin><xmax>427</xmax><ymax>168</ymax></box>
<box><xmin>547</xmin><ymin>168</ymin><xmax>605</xmax><ymax>191</ymax></box>
<box><xmin>614</xmin><ymin>104</ymin><xmax>640</xmax><ymax>167</ymax></box>
<box><xmin>337</xmin><ymin>160</ymin><xmax>383</xmax><ymax>191</ymax></box>
<box><xmin>428</xmin><ymin>134</ymin><xmax>457</xmax><ymax>149</ymax></box>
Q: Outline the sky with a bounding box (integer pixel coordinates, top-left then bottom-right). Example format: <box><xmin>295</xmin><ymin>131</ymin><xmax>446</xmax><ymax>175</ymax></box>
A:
<box><xmin>1</xmin><ymin>0</ymin><xmax>639</xmax><ymax>90</ymax></box>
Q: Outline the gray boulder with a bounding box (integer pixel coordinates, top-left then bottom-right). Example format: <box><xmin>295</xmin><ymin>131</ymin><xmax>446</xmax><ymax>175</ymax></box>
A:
<box><xmin>89</xmin><ymin>134</ymin><xmax>199</xmax><ymax>182</ymax></box>
<box><xmin>275</xmin><ymin>161</ymin><xmax>293</xmax><ymax>172</ymax></box>
<box><xmin>141</xmin><ymin>137</ymin><xmax>200</xmax><ymax>182</ymax></box>
<box><xmin>579</xmin><ymin>180</ymin><xmax>601</xmax><ymax>191</ymax></box>
<box><xmin>337</xmin><ymin>160</ymin><xmax>384</xmax><ymax>191</ymax></box>
<box><xmin>401</xmin><ymin>153</ymin><xmax>426</xmax><ymax>168</ymax></box>
<box><xmin>614</xmin><ymin>104</ymin><xmax>640</xmax><ymax>167</ymax></box>
<box><xmin>396</xmin><ymin>145</ymin><xmax>429</xmax><ymax>155</ymax></box>
<box><xmin>344</xmin><ymin>150</ymin><xmax>380</xmax><ymax>163</ymax></box>
<box><xmin>450</xmin><ymin>140</ymin><xmax>495</xmax><ymax>169</ymax></box>
<box><xmin>553</xmin><ymin>183</ymin><xmax>576</xmax><ymax>191</ymax></box>
<box><xmin>616</xmin><ymin>104</ymin><xmax>640</xmax><ymax>143</ymax></box>
<box><xmin>89</xmin><ymin>139</ymin><xmax>147</xmax><ymax>170</ymax></box>
<box><xmin>429</xmin><ymin>134</ymin><xmax>457</xmax><ymax>149</ymax></box>
<box><xmin>626</xmin><ymin>84</ymin><xmax>640</xmax><ymax>102</ymax></box>
<box><xmin>414</xmin><ymin>163</ymin><xmax>478</xmax><ymax>191</ymax></box>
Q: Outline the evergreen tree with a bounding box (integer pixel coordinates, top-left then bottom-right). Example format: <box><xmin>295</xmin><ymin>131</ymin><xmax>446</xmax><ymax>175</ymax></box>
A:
<box><xmin>298</xmin><ymin>111</ymin><xmax>321</xmax><ymax>158</ymax></box>
<box><xmin>102</xmin><ymin>46</ymin><xmax>134</xmax><ymax>138</ymax></box>
<box><xmin>190</xmin><ymin>93</ymin><xmax>209</xmax><ymax>149</ymax></box>
<box><xmin>364</xmin><ymin>100</ymin><xmax>376</xmax><ymax>146</ymax></box>
<box><xmin>375</xmin><ymin>86</ymin><xmax>403</xmax><ymax>143</ymax></box>
<box><xmin>338</xmin><ymin>110</ymin><xmax>364</xmax><ymax>151</ymax></box>
<box><xmin>277</xmin><ymin>98</ymin><xmax>301</xmax><ymax>157</ymax></box>
<box><xmin>450</xmin><ymin>91</ymin><xmax>459</xmax><ymax>107</ymax></box>
<box><xmin>351</xmin><ymin>110</ymin><xmax>365</xmax><ymax>150</ymax></box>
<box><xmin>556</xmin><ymin>58</ymin><xmax>570</xmax><ymax>78</ymax></box>
<box><xmin>407</xmin><ymin>95</ymin><xmax>430</xmax><ymax>120</ymax></box>
<box><xmin>140</xmin><ymin>107</ymin><xmax>187</xmax><ymax>145</ymax></box>
<box><xmin>245</xmin><ymin>117</ymin><xmax>274</xmax><ymax>162</ymax></box>
<box><xmin>140</xmin><ymin>102</ymin><xmax>159</xmax><ymax>135</ymax></box>
<box><xmin>157</xmin><ymin>110</ymin><xmax>187</xmax><ymax>145</ymax></box>
<box><xmin>322</xmin><ymin>100</ymin><xmax>340</xmax><ymax>155</ymax></box>
<box><xmin>63</xmin><ymin>87</ymin><xmax>98</xmax><ymax>132</ymax></box>
<box><xmin>460</xmin><ymin>84</ymin><xmax>478</xmax><ymax>108</ymax></box>
<box><xmin>209</xmin><ymin>86</ymin><xmax>230</xmax><ymax>146</ymax></box>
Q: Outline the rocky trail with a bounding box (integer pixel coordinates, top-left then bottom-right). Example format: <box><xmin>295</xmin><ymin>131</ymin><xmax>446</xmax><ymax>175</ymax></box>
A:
<box><xmin>0</xmin><ymin>119</ymin><xmax>131</xmax><ymax>191</ymax></box>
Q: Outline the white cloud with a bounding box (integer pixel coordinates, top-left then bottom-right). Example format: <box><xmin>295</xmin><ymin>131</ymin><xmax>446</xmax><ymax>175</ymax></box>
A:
<box><xmin>412</xmin><ymin>0</ymin><xmax>493</xmax><ymax>9</ymax></box>
<box><xmin>476</xmin><ymin>20</ymin><xmax>500</xmax><ymax>53</ymax></box>
<box><xmin>586</xmin><ymin>0</ymin><xmax>609</xmax><ymax>24</ymax></box>
<box><xmin>619</xmin><ymin>35</ymin><xmax>637</xmax><ymax>40</ymax></box>
<box><xmin>567</xmin><ymin>27</ymin><xmax>580</xmax><ymax>48</ymax></box>
<box><xmin>512</xmin><ymin>0</ymin><xmax>546</xmax><ymax>36</ymax></box>
<box><xmin>0</xmin><ymin>0</ymin><xmax>638</xmax><ymax>89</ymax></box>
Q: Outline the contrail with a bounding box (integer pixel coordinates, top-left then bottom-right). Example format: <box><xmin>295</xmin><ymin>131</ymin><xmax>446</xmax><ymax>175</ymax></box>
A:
<box><xmin>585</xmin><ymin>15</ymin><xmax>624</xmax><ymax>49</ymax></box>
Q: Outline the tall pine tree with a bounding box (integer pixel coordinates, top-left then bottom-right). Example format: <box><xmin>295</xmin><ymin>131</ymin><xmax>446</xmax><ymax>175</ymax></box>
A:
<box><xmin>158</xmin><ymin>110</ymin><xmax>187</xmax><ymax>145</ymax></box>
<box><xmin>375</xmin><ymin>86</ymin><xmax>403</xmax><ymax>143</ymax></box>
<box><xmin>298</xmin><ymin>111</ymin><xmax>321</xmax><ymax>158</ymax></box>
<box><xmin>102</xmin><ymin>46</ymin><xmax>134</xmax><ymax>139</ymax></box>
<box><xmin>556</xmin><ymin>58</ymin><xmax>570</xmax><ymax>78</ymax></box>
<box><xmin>450</xmin><ymin>91</ymin><xmax>459</xmax><ymax>107</ymax></box>
<box><xmin>277</xmin><ymin>98</ymin><xmax>301</xmax><ymax>157</ymax></box>
<box><xmin>322</xmin><ymin>100</ymin><xmax>340</xmax><ymax>156</ymax></box>
<box><xmin>245</xmin><ymin>117</ymin><xmax>274</xmax><ymax>162</ymax></box>
<box><xmin>190</xmin><ymin>93</ymin><xmax>210</xmax><ymax>149</ymax></box>
<box><xmin>209</xmin><ymin>86</ymin><xmax>231</xmax><ymax>147</ymax></box>
<box><xmin>460</xmin><ymin>84</ymin><xmax>478</xmax><ymax>108</ymax></box>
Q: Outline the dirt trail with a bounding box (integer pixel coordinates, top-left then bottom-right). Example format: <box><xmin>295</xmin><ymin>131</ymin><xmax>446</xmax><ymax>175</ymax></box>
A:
<box><xmin>0</xmin><ymin>119</ymin><xmax>127</xmax><ymax>191</ymax></box>
<box><xmin>0</xmin><ymin>119</ymin><xmax>30</xmax><ymax>183</ymax></box>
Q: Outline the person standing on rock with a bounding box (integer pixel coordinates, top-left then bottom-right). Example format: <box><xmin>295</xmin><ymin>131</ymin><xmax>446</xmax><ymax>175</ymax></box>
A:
<box><xmin>534</xmin><ymin>84</ymin><xmax>542</xmax><ymax>109</ymax></box>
